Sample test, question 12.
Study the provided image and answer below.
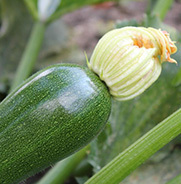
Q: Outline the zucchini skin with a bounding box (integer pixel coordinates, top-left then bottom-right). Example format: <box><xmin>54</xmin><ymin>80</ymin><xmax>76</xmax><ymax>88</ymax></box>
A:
<box><xmin>0</xmin><ymin>64</ymin><xmax>111</xmax><ymax>184</ymax></box>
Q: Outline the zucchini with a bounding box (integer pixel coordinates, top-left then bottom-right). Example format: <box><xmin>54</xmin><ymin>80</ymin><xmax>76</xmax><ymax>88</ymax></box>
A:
<box><xmin>0</xmin><ymin>64</ymin><xmax>111</xmax><ymax>184</ymax></box>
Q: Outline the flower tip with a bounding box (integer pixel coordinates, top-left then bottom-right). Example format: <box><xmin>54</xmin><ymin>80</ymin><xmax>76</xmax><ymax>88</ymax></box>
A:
<box><xmin>161</xmin><ymin>30</ymin><xmax>177</xmax><ymax>64</ymax></box>
<box><xmin>168</xmin><ymin>58</ymin><xmax>177</xmax><ymax>64</ymax></box>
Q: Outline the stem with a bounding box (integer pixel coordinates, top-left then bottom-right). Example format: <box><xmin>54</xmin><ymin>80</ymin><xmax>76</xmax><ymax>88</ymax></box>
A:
<box><xmin>23</xmin><ymin>0</ymin><xmax>39</xmax><ymax>20</ymax></box>
<box><xmin>146</xmin><ymin>0</ymin><xmax>155</xmax><ymax>15</ymax></box>
<box><xmin>85</xmin><ymin>108</ymin><xmax>181</xmax><ymax>184</ymax></box>
<box><xmin>166</xmin><ymin>174</ymin><xmax>181</xmax><ymax>184</ymax></box>
<box><xmin>73</xmin><ymin>158</ymin><xmax>92</xmax><ymax>176</ymax></box>
<box><xmin>152</xmin><ymin>0</ymin><xmax>174</xmax><ymax>20</ymax></box>
<box><xmin>37</xmin><ymin>146</ymin><xmax>89</xmax><ymax>184</ymax></box>
<box><xmin>10</xmin><ymin>21</ymin><xmax>46</xmax><ymax>92</ymax></box>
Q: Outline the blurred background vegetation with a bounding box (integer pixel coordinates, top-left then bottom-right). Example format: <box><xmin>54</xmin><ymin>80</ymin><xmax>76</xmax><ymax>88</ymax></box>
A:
<box><xmin>0</xmin><ymin>0</ymin><xmax>180</xmax><ymax>183</ymax></box>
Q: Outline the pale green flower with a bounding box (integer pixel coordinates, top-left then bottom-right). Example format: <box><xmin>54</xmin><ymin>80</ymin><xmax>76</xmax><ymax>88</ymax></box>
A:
<box><xmin>88</xmin><ymin>27</ymin><xmax>177</xmax><ymax>101</ymax></box>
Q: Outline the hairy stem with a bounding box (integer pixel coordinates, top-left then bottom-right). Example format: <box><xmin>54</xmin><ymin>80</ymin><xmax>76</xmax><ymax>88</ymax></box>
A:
<box><xmin>10</xmin><ymin>21</ymin><xmax>45</xmax><ymax>92</ymax></box>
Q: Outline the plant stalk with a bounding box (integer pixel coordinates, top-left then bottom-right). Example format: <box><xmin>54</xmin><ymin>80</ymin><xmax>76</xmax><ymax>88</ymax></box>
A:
<box><xmin>37</xmin><ymin>146</ymin><xmax>89</xmax><ymax>184</ymax></box>
<box><xmin>85</xmin><ymin>108</ymin><xmax>181</xmax><ymax>184</ymax></box>
<box><xmin>166</xmin><ymin>174</ymin><xmax>181</xmax><ymax>184</ymax></box>
<box><xmin>153</xmin><ymin>0</ymin><xmax>174</xmax><ymax>20</ymax></box>
<box><xmin>10</xmin><ymin>21</ymin><xmax>46</xmax><ymax>92</ymax></box>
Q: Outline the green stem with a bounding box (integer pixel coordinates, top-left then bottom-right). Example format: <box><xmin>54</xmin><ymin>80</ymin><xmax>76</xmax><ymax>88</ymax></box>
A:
<box><xmin>10</xmin><ymin>21</ymin><xmax>46</xmax><ymax>92</ymax></box>
<box><xmin>73</xmin><ymin>158</ymin><xmax>92</xmax><ymax>176</ymax></box>
<box><xmin>152</xmin><ymin>0</ymin><xmax>174</xmax><ymax>20</ymax></box>
<box><xmin>166</xmin><ymin>174</ymin><xmax>181</xmax><ymax>184</ymax></box>
<box><xmin>85</xmin><ymin>108</ymin><xmax>181</xmax><ymax>184</ymax></box>
<box><xmin>146</xmin><ymin>0</ymin><xmax>155</xmax><ymax>15</ymax></box>
<box><xmin>37</xmin><ymin>146</ymin><xmax>89</xmax><ymax>184</ymax></box>
<box><xmin>23</xmin><ymin>0</ymin><xmax>39</xmax><ymax>20</ymax></box>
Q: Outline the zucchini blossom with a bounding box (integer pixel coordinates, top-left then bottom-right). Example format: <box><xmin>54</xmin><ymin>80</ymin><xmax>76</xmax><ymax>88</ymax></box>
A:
<box><xmin>88</xmin><ymin>27</ymin><xmax>177</xmax><ymax>101</ymax></box>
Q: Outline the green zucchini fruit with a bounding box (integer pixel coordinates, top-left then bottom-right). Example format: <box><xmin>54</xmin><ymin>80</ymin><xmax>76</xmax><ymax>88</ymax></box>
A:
<box><xmin>0</xmin><ymin>64</ymin><xmax>111</xmax><ymax>184</ymax></box>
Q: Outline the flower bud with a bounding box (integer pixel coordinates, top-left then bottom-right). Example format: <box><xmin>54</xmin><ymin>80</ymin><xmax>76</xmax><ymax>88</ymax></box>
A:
<box><xmin>88</xmin><ymin>27</ymin><xmax>177</xmax><ymax>101</ymax></box>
